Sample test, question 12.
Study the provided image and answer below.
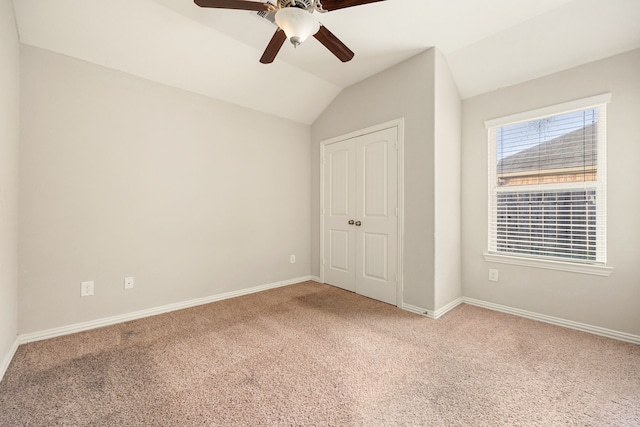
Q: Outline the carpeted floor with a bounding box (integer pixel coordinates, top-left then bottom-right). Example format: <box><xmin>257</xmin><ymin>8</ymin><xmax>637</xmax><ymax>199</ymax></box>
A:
<box><xmin>1</xmin><ymin>281</ymin><xmax>639</xmax><ymax>426</ymax></box>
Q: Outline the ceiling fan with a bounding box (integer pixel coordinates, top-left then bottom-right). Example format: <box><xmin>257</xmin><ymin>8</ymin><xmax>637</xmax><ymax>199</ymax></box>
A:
<box><xmin>194</xmin><ymin>0</ymin><xmax>385</xmax><ymax>64</ymax></box>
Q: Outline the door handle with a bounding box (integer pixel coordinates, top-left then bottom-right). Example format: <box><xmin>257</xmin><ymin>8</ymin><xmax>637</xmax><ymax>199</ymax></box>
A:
<box><xmin>348</xmin><ymin>220</ymin><xmax>355</xmax><ymax>225</ymax></box>
<box><xmin>355</xmin><ymin>221</ymin><xmax>362</xmax><ymax>226</ymax></box>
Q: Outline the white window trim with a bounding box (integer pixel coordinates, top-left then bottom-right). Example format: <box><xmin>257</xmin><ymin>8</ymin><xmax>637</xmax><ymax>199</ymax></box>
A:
<box><xmin>485</xmin><ymin>93</ymin><xmax>613</xmax><ymax>275</ymax></box>
<box><xmin>484</xmin><ymin>93</ymin><xmax>612</xmax><ymax>128</ymax></box>
<box><xmin>483</xmin><ymin>253</ymin><xmax>613</xmax><ymax>276</ymax></box>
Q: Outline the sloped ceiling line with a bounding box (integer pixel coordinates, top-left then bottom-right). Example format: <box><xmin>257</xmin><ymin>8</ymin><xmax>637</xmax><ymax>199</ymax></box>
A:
<box><xmin>12</xmin><ymin>0</ymin><xmax>640</xmax><ymax>124</ymax></box>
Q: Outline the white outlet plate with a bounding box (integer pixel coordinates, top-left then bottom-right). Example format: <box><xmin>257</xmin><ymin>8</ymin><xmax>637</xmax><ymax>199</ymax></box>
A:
<box><xmin>124</xmin><ymin>276</ymin><xmax>134</xmax><ymax>290</ymax></box>
<box><xmin>81</xmin><ymin>280</ymin><xmax>94</xmax><ymax>296</ymax></box>
<box><xmin>489</xmin><ymin>269</ymin><xmax>499</xmax><ymax>282</ymax></box>
<box><xmin>290</xmin><ymin>255</ymin><xmax>296</xmax><ymax>264</ymax></box>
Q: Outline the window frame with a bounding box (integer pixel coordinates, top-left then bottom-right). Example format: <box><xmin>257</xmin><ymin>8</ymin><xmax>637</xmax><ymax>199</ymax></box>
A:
<box><xmin>484</xmin><ymin>94</ymin><xmax>613</xmax><ymax>276</ymax></box>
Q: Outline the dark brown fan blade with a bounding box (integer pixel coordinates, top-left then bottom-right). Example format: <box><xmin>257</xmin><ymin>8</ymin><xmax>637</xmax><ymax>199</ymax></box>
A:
<box><xmin>260</xmin><ymin>29</ymin><xmax>287</xmax><ymax>64</ymax></box>
<box><xmin>319</xmin><ymin>0</ymin><xmax>385</xmax><ymax>11</ymax></box>
<box><xmin>313</xmin><ymin>25</ymin><xmax>354</xmax><ymax>62</ymax></box>
<box><xmin>194</xmin><ymin>0</ymin><xmax>271</xmax><ymax>12</ymax></box>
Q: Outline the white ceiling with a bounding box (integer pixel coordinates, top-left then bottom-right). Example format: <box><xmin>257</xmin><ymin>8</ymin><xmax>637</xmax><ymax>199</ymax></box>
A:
<box><xmin>12</xmin><ymin>0</ymin><xmax>640</xmax><ymax>124</ymax></box>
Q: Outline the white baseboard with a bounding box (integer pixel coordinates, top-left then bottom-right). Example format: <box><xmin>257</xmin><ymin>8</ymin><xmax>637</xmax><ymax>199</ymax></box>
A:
<box><xmin>402</xmin><ymin>303</ymin><xmax>429</xmax><ymax>317</ymax></box>
<box><xmin>432</xmin><ymin>297</ymin><xmax>464</xmax><ymax>319</ymax></box>
<box><xmin>309</xmin><ymin>275</ymin><xmax>322</xmax><ymax>283</ymax></box>
<box><xmin>18</xmin><ymin>276</ymin><xmax>314</xmax><ymax>345</ymax></box>
<box><xmin>402</xmin><ymin>297</ymin><xmax>464</xmax><ymax>319</ymax></box>
<box><xmin>0</xmin><ymin>337</ymin><xmax>20</xmax><ymax>383</ymax></box>
<box><xmin>463</xmin><ymin>297</ymin><xmax>640</xmax><ymax>345</ymax></box>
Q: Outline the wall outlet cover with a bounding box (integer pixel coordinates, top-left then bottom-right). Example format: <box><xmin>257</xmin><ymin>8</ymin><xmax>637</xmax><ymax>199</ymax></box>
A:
<box><xmin>81</xmin><ymin>281</ymin><xmax>94</xmax><ymax>296</ymax></box>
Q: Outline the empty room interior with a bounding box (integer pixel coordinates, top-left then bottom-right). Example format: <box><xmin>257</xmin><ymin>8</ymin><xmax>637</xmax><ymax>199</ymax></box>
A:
<box><xmin>1</xmin><ymin>0</ymin><xmax>639</xmax><ymax>425</ymax></box>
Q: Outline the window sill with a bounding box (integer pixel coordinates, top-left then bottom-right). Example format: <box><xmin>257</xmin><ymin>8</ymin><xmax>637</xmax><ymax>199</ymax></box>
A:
<box><xmin>483</xmin><ymin>253</ymin><xmax>613</xmax><ymax>277</ymax></box>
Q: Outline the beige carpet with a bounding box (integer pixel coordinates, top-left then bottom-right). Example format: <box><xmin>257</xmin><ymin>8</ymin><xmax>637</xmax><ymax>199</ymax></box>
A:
<box><xmin>1</xmin><ymin>281</ymin><xmax>639</xmax><ymax>426</ymax></box>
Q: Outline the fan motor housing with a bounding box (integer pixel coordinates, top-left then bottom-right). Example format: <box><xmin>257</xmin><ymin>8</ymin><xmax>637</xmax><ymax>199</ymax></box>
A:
<box><xmin>279</xmin><ymin>0</ymin><xmax>315</xmax><ymax>9</ymax></box>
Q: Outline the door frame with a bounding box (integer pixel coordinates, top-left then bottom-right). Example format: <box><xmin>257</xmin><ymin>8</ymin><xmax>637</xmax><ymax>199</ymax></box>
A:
<box><xmin>320</xmin><ymin>118</ymin><xmax>405</xmax><ymax>308</ymax></box>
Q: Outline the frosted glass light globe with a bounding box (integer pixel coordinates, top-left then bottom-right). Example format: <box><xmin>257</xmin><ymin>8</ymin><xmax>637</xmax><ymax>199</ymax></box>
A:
<box><xmin>275</xmin><ymin>7</ymin><xmax>320</xmax><ymax>47</ymax></box>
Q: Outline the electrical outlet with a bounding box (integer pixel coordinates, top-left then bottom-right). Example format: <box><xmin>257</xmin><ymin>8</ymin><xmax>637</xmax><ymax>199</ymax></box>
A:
<box><xmin>489</xmin><ymin>269</ymin><xmax>499</xmax><ymax>282</ymax></box>
<box><xmin>81</xmin><ymin>281</ymin><xmax>94</xmax><ymax>296</ymax></box>
<box><xmin>124</xmin><ymin>276</ymin><xmax>134</xmax><ymax>290</ymax></box>
<box><xmin>290</xmin><ymin>255</ymin><xmax>296</xmax><ymax>264</ymax></box>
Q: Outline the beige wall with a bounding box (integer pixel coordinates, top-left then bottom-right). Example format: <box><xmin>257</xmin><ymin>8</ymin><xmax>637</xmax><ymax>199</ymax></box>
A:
<box><xmin>12</xmin><ymin>33</ymin><xmax>637</xmax><ymax>350</ymax></box>
<box><xmin>461</xmin><ymin>49</ymin><xmax>640</xmax><ymax>336</ymax></box>
<box><xmin>0</xmin><ymin>0</ymin><xmax>20</xmax><ymax>375</ymax></box>
<box><xmin>19</xmin><ymin>46</ymin><xmax>312</xmax><ymax>334</ymax></box>
<box><xmin>433</xmin><ymin>50</ymin><xmax>462</xmax><ymax>310</ymax></box>
<box><xmin>311</xmin><ymin>50</ymin><xmax>437</xmax><ymax>309</ymax></box>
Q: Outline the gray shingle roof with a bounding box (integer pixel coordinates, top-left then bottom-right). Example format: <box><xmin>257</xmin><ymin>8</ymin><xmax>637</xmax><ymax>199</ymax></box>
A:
<box><xmin>497</xmin><ymin>123</ymin><xmax>597</xmax><ymax>174</ymax></box>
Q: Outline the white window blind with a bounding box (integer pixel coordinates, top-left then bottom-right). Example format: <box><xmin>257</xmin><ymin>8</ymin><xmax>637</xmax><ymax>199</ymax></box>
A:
<box><xmin>486</xmin><ymin>94</ymin><xmax>610</xmax><ymax>264</ymax></box>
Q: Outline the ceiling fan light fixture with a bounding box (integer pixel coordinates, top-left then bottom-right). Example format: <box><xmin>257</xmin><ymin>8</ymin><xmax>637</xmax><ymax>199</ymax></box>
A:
<box><xmin>275</xmin><ymin>7</ymin><xmax>320</xmax><ymax>47</ymax></box>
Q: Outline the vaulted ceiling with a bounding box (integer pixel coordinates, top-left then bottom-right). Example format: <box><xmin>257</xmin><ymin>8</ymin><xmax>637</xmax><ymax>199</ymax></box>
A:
<box><xmin>12</xmin><ymin>0</ymin><xmax>640</xmax><ymax>124</ymax></box>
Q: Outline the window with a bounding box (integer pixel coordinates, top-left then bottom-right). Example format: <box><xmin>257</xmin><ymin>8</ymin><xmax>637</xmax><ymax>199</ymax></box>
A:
<box><xmin>485</xmin><ymin>94</ymin><xmax>611</xmax><ymax>270</ymax></box>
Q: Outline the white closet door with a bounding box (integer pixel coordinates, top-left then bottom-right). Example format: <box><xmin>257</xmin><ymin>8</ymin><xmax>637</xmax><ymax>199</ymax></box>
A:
<box><xmin>323</xmin><ymin>127</ymin><xmax>398</xmax><ymax>305</ymax></box>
